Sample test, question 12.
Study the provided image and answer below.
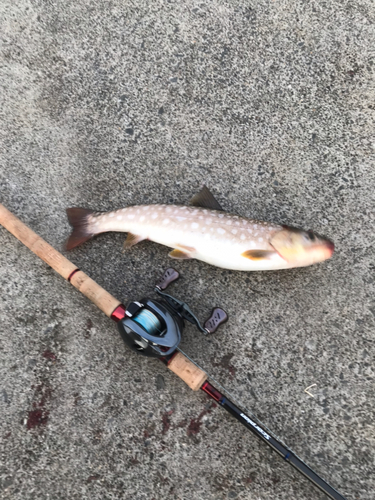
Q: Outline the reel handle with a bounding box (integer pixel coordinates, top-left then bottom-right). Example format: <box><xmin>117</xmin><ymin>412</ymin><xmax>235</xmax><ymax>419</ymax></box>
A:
<box><xmin>155</xmin><ymin>268</ymin><xmax>228</xmax><ymax>336</ymax></box>
<box><xmin>155</xmin><ymin>267</ymin><xmax>179</xmax><ymax>290</ymax></box>
<box><xmin>204</xmin><ymin>308</ymin><xmax>228</xmax><ymax>334</ymax></box>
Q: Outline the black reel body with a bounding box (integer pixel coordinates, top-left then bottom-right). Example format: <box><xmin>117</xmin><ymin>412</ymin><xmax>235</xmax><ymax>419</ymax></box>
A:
<box><xmin>117</xmin><ymin>268</ymin><xmax>228</xmax><ymax>358</ymax></box>
<box><xmin>117</xmin><ymin>298</ymin><xmax>183</xmax><ymax>358</ymax></box>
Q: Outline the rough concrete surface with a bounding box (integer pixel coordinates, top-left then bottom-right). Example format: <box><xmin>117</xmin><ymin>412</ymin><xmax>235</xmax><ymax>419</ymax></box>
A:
<box><xmin>0</xmin><ymin>1</ymin><xmax>374</xmax><ymax>499</ymax></box>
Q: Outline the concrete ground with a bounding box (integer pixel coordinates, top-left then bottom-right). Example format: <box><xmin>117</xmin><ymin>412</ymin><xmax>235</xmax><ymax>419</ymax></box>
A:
<box><xmin>0</xmin><ymin>1</ymin><xmax>374</xmax><ymax>499</ymax></box>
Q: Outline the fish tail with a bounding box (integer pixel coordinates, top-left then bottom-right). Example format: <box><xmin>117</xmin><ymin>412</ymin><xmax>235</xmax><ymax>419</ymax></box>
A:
<box><xmin>65</xmin><ymin>208</ymin><xmax>99</xmax><ymax>250</ymax></box>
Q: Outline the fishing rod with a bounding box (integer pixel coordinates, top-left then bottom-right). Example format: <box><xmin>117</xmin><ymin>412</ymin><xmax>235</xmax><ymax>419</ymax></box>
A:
<box><xmin>0</xmin><ymin>203</ymin><xmax>347</xmax><ymax>500</ymax></box>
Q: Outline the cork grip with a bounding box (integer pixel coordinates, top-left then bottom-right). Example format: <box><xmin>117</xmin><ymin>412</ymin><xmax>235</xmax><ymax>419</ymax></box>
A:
<box><xmin>0</xmin><ymin>203</ymin><xmax>207</xmax><ymax>390</ymax></box>
<box><xmin>69</xmin><ymin>271</ymin><xmax>121</xmax><ymax>318</ymax></box>
<box><xmin>0</xmin><ymin>203</ymin><xmax>121</xmax><ymax>318</ymax></box>
<box><xmin>168</xmin><ymin>352</ymin><xmax>207</xmax><ymax>391</ymax></box>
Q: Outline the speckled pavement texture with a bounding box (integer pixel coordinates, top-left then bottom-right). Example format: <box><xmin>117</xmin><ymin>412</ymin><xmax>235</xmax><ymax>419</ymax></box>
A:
<box><xmin>0</xmin><ymin>1</ymin><xmax>374</xmax><ymax>499</ymax></box>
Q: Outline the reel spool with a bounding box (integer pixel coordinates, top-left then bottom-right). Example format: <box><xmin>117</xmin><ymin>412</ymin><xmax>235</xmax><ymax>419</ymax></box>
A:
<box><xmin>117</xmin><ymin>298</ymin><xmax>183</xmax><ymax>358</ymax></box>
<box><xmin>117</xmin><ymin>269</ymin><xmax>228</xmax><ymax>358</ymax></box>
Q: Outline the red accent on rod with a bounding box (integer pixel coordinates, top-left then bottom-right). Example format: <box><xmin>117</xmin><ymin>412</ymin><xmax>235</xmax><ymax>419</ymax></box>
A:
<box><xmin>67</xmin><ymin>268</ymin><xmax>80</xmax><ymax>282</ymax></box>
<box><xmin>111</xmin><ymin>304</ymin><xmax>127</xmax><ymax>322</ymax></box>
<box><xmin>165</xmin><ymin>352</ymin><xmax>178</xmax><ymax>365</ymax></box>
<box><xmin>201</xmin><ymin>381</ymin><xmax>224</xmax><ymax>402</ymax></box>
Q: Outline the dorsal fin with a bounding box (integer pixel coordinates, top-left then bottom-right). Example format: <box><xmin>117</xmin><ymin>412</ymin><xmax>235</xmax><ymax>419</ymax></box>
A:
<box><xmin>190</xmin><ymin>186</ymin><xmax>223</xmax><ymax>211</ymax></box>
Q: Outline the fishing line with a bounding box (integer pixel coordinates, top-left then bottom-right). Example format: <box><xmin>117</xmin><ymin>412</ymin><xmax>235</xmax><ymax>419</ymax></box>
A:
<box><xmin>133</xmin><ymin>309</ymin><xmax>162</xmax><ymax>335</ymax></box>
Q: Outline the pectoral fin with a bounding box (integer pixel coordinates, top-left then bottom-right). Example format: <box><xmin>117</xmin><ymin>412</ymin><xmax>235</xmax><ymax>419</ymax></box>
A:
<box><xmin>169</xmin><ymin>249</ymin><xmax>193</xmax><ymax>260</ymax></box>
<box><xmin>123</xmin><ymin>233</ymin><xmax>145</xmax><ymax>249</ymax></box>
<box><xmin>190</xmin><ymin>186</ymin><xmax>224</xmax><ymax>211</ymax></box>
<box><xmin>241</xmin><ymin>250</ymin><xmax>276</xmax><ymax>261</ymax></box>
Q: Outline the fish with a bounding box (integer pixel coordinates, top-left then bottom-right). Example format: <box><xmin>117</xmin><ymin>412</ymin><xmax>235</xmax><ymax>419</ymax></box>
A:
<box><xmin>65</xmin><ymin>186</ymin><xmax>334</xmax><ymax>271</ymax></box>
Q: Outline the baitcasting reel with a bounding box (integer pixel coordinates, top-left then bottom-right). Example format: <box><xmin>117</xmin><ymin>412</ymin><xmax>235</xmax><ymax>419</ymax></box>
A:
<box><xmin>117</xmin><ymin>268</ymin><xmax>228</xmax><ymax>358</ymax></box>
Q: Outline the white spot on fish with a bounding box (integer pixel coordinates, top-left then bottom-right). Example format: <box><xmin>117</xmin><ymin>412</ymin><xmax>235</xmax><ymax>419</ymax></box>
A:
<box><xmin>231</xmin><ymin>229</ymin><xmax>237</xmax><ymax>235</ymax></box>
<box><xmin>226</xmin><ymin>220</ymin><xmax>232</xmax><ymax>226</ymax></box>
<box><xmin>217</xmin><ymin>227</ymin><xmax>225</xmax><ymax>234</ymax></box>
<box><xmin>142</xmin><ymin>206</ymin><xmax>148</xmax><ymax>210</ymax></box>
<box><xmin>247</xmin><ymin>228</ymin><xmax>252</xmax><ymax>234</ymax></box>
<box><xmin>191</xmin><ymin>222</ymin><xmax>199</xmax><ymax>229</ymax></box>
<box><xmin>218</xmin><ymin>214</ymin><xmax>224</xmax><ymax>218</ymax></box>
<box><xmin>151</xmin><ymin>213</ymin><xmax>158</xmax><ymax>219</ymax></box>
<box><xmin>176</xmin><ymin>216</ymin><xmax>186</xmax><ymax>222</ymax></box>
<box><xmin>128</xmin><ymin>214</ymin><xmax>135</xmax><ymax>219</ymax></box>
<box><xmin>235</xmin><ymin>221</ymin><xmax>240</xmax><ymax>226</ymax></box>
<box><xmin>258</xmin><ymin>237</ymin><xmax>263</xmax><ymax>242</ymax></box>
<box><xmin>206</xmin><ymin>219</ymin><xmax>212</xmax><ymax>224</ymax></box>
<box><xmin>166</xmin><ymin>207</ymin><xmax>172</xmax><ymax>213</ymax></box>
<box><xmin>254</xmin><ymin>224</ymin><xmax>257</xmax><ymax>229</ymax></box>
<box><xmin>163</xmin><ymin>219</ymin><xmax>170</xmax><ymax>224</ymax></box>
<box><xmin>241</xmin><ymin>233</ymin><xmax>246</xmax><ymax>240</ymax></box>
<box><xmin>140</xmin><ymin>216</ymin><xmax>145</xmax><ymax>222</ymax></box>
<box><xmin>117</xmin><ymin>215</ymin><xmax>122</xmax><ymax>220</ymax></box>
<box><xmin>109</xmin><ymin>213</ymin><xmax>114</xmax><ymax>218</ymax></box>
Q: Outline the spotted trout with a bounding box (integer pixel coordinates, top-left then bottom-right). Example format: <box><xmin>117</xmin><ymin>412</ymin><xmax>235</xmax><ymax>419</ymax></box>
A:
<box><xmin>65</xmin><ymin>187</ymin><xmax>334</xmax><ymax>271</ymax></box>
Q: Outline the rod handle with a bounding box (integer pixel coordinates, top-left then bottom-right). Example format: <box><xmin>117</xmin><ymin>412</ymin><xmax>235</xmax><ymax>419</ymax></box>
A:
<box><xmin>168</xmin><ymin>352</ymin><xmax>207</xmax><ymax>391</ymax></box>
<box><xmin>0</xmin><ymin>203</ymin><xmax>121</xmax><ymax>318</ymax></box>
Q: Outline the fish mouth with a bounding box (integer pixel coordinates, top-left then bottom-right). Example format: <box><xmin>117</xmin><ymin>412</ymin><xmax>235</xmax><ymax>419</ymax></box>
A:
<box><xmin>325</xmin><ymin>239</ymin><xmax>335</xmax><ymax>256</ymax></box>
<box><xmin>311</xmin><ymin>231</ymin><xmax>335</xmax><ymax>257</ymax></box>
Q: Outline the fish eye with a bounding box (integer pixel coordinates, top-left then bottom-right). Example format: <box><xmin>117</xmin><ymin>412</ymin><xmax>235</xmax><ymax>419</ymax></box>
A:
<box><xmin>306</xmin><ymin>231</ymin><xmax>316</xmax><ymax>241</ymax></box>
<box><xmin>302</xmin><ymin>231</ymin><xmax>315</xmax><ymax>242</ymax></box>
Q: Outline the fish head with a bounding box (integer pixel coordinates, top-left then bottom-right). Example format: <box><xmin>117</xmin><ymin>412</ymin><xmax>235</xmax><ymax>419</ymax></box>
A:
<box><xmin>270</xmin><ymin>226</ymin><xmax>334</xmax><ymax>267</ymax></box>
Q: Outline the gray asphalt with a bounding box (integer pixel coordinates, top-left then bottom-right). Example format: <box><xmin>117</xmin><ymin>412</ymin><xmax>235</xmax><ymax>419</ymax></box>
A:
<box><xmin>0</xmin><ymin>1</ymin><xmax>374</xmax><ymax>499</ymax></box>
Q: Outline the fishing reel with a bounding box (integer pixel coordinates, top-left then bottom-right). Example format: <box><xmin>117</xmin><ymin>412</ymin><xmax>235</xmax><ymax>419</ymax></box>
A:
<box><xmin>117</xmin><ymin>268</ymin><xmax>228</xmax><ymax>358</ymax></box>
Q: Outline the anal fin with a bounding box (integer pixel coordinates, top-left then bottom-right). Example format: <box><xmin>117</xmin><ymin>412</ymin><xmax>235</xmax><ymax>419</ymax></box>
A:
<box><xmin>242</xmin><ymin>250</ymin><xmax>276</xmax><ymax>261</ymax></box>
<box><xmin>169</xmin><ymin>247</ymin><xmax>194</xmax><ymax>260</ymax></box>
<box><xmin>124</xmin><ymin>233</ymin><xmax>145</xmax><ymax>249</ymax></box>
